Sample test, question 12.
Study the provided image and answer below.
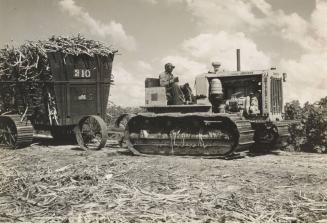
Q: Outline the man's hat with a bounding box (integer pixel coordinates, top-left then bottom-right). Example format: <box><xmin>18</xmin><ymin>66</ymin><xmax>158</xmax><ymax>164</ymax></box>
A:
<box><xmin>165</xmin><ymin>63</ymin><xmax>175</xmax><ymax>69</ymax></box>
<box><xmin>212</xmin><ymin>61</ymin><xmax>221</xmax><ymax>67</ymax></box>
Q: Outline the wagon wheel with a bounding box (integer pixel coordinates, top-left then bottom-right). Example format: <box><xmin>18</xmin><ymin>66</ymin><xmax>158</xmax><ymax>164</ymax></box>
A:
<box><xmin>0</xmin><ymin>117</ymin><xmax>17</xmax><ymax>148</ymax></box>
<box><xmin>75</xmin><ymin>115</ymin><xmax>108</xmax><ymax>150</ymax></box>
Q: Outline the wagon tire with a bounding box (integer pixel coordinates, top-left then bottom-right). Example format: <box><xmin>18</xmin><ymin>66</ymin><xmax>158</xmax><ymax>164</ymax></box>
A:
<box><xmin>75</xmin><ymin>115</ymin><xmax>108</xmax><ymax>150</ymax></box>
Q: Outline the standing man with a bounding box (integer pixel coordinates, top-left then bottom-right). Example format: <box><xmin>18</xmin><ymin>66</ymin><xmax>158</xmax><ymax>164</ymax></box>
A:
<box><xmin>159</xmin><ymin>63</ymin><xmax>185</xmax><ymax>105</ymax></box>
<box><xmin>208</xmin><ymin>61</ymin><xmax>221</xmax><ymax>74</ymax></box>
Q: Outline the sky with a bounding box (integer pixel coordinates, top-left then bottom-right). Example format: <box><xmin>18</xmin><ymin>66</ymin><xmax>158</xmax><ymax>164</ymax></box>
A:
<box><xmin>0</xmin><ymin>0</ymin><xmax>326</xmax><ymax>106</ymax></box>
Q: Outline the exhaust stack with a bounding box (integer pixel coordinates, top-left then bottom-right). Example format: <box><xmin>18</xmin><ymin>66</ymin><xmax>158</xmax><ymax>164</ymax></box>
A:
<box><xmin>236</xmin><ymin>49</ymin><xmax>241</xmax><ymax>71</ymax></box>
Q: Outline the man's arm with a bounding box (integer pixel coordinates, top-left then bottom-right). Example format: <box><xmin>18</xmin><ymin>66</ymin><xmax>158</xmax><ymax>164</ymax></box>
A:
<box><xmin>159</xmin><ymin>73</ymin><xmax>178</xmax><ymax>87</ymax></box>
<box><xmin>159</xmin><ymin>73</ymin><xmax>172</xmax><ymax>86</ymax></box>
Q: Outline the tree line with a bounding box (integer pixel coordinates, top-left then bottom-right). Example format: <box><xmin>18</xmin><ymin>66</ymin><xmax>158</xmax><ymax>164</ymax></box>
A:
<box><xmin>285</xmin><ymin>96</ymin><xmax>327</xmax><ymax>153</ymax></box>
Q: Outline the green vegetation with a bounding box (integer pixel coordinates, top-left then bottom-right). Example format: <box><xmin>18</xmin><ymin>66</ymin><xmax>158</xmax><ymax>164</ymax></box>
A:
<box><xmin>285</xmin><ymin>96</ymin><xmax>327</xmax><ymax>152</ymax></box>
<box><xmin>106</xmin><ymin>101</ymin><xmax>143</xmax><ymax>127</ymax></box>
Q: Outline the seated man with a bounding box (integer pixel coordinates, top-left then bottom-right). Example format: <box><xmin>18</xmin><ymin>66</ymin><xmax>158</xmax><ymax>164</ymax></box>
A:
<box><xmin>249</xmin><ymin>92</ymin><xmax>260</xmax><ymax>115</ymax></box>
<box><xmin>159</xmin><ymin>63</ymin><xmax>193</xmax><ymax>105</ymax></box>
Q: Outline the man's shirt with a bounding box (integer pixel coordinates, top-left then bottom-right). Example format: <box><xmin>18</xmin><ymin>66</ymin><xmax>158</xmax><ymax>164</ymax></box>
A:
<box><xmin>159</xmin><ymin>71</ymin><xmax>174</xmax><ymax>87</ymax></box>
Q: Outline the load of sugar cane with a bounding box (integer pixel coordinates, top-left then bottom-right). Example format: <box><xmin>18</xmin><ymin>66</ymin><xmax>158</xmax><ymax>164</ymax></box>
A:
<box><xmin>0</xmin><ymin>35</ymin><xmax>117</xmax><ymax>120</ymax></box>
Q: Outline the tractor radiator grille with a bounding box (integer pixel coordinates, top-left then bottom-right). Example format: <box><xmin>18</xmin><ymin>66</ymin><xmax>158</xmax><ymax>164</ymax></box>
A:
<box><xmin>270</xmin><ymin>77</ymin><xmax>283</xmax><ymax>114</ymax></box>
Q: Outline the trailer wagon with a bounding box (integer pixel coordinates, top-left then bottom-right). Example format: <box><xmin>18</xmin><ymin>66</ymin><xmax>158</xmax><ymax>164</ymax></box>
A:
<box><xmin>0</xmin><ymin>36</ymin><xmax>116</xmax><ymax>150</ymax></box>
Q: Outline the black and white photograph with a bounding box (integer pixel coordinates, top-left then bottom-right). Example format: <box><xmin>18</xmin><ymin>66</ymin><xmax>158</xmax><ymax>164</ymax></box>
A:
<box><xmin>0</xmin><ymin>0</ymin><xmax>326</xmax><ymax>222</ymax></box>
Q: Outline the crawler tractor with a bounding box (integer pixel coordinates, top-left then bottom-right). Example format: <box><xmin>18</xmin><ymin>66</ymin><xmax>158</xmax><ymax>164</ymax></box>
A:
<box><xmin>118</xmin><ymin>50</ymin><xmax>291</xmax><ymax>156</ymax></box>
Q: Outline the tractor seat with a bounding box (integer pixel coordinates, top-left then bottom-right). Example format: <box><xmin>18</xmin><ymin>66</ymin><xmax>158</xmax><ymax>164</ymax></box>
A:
<box><xmin>145</xmin><ymin>78</ymin><xmax>160</xmax><ymax>88</ymax></box>
<box><xmin>144</xmin><ymin>78</ymin><xmax>168</xmax><ymax>105</ymax></box>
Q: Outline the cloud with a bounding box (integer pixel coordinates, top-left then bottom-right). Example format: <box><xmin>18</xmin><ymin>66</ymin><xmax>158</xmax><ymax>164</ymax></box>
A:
<box><xmin>139</xmin><ymin>0</ymin><xmax>158</xmax><ymax>4</ymax></box>
<box><xmin>182</xmin><ymin>0</ymin><xmax>262</xmax><ymax>32</ymax></box>
<box><xmin>110</xmin><ymin>63</ymin><xmax>145</xmax><ymax>106</ymax></box>
<box><xmin>137</xmin><ymin>60</ymin><xmax>153</xmax><ymax>71</ymax></box>
<box><xmin>265</xmin><ymin>10</ymin><xmax>319</xmax><ymax>52</ymax></box>
<box><xmin>109</xmin><ymin>60</ymin><xmax>156</xmax><ymax>106</ymax></box>
<box><xmin>281</xmin><ymin>52</ymin><xmax>327</xmax><ymax>103</ymax></box>
<box><xmin>171</xmin><ymin>0</ymin><xmax>318</xmax><ymax>51</ymax></box>
<box><xmin>279</xmin><ymin>0</ymin><xmax>327</xmax><ymax>103</ymax></box>
<box><xmin>162</xmin><ymin>31</ymin><xmax>271</xmax><ymax>74</ymax></box>
<box><xmin>182</xmin><ymin>32</ymin><xmax>271</xmax><ymax>70</ymax></box>
<box><xmin>161</xmin><ymin>55</ymin><xmax>207</xmax><ymax>87</ymax></box>
<box><xmin>59</xmin><ymin>0</ymin><xmax>136</xmax><ymax>51</ymax></box>
<box><xmin>249</xmin><ymin>0</ymin><xmax>272</xmax><ymax>16</ymax></box>
<box><xmin>311</xmin><ymin>0</ymin><xmax>327</xmax><ymax>46</ymax></box>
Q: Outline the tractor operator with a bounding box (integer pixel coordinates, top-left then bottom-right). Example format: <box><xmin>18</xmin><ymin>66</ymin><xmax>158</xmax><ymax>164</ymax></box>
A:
<box><xmin>159</xmin><ymin>63</ymin><xmax>194</xmax><ymax>105</ymax></box>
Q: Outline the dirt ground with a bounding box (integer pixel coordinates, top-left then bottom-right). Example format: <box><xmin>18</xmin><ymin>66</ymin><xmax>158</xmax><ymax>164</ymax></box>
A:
<box><xmin>1</xmin><ymin>138</ymin><xmax>327</xmax><ymax>223</ymax></box>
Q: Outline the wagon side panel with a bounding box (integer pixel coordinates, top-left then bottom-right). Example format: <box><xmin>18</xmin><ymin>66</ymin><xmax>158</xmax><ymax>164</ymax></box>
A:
<box><xmin>47</xmin><ymin>52</ymin><xmax>113</xmax><ymax>126</ymax></box>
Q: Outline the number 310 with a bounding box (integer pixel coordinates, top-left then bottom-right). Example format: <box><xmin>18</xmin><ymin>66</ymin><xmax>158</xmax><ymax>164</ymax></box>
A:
<box><xmin>74</xmin><ymin>69</ymin><xmax>91</xmax><ymax>78</ymax></box>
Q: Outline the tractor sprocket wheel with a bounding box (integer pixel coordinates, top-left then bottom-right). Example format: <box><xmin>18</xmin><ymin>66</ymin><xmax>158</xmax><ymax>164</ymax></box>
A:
<box><xmin>75</xmin><ymin>115</ymin><xmax>108</xmax><ymax>150</ymax></box>
<box><xmin>0</xmin><ymin>115</ymin><xmax>33</xmax><ymax>149</ymax></box>
<box><xmin>0</xmin><ymin>117</ymin><xmax>17</xmax><ymax>148</ymax></box>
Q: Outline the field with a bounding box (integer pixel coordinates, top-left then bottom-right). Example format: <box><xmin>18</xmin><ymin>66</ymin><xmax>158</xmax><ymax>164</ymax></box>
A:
<box><xmin>1</xmin><ymin>138</ymin><xmax>327</xmax><ymax>223</ymax></box>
